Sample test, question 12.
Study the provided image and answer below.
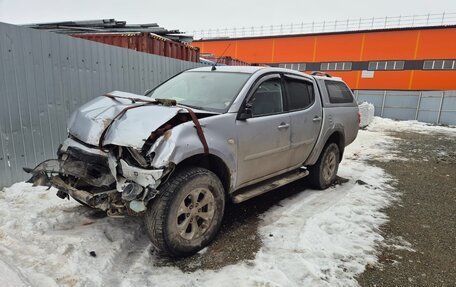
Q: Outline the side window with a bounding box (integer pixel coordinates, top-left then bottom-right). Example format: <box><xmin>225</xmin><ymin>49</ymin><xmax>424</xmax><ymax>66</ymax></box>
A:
<box><xmin>325</xmin><ymin>81</ymin><xmax>354</xmax><ymax>104</ymax></box>
<box><xmin>285</xmin><ymin>78</ymin><xmax>314</xmax><ymax>111</ymax></box>
<box><xmin>250</xmin><ymin>78</ymin><xmax>284</xmax><ymax>116</ymax></box>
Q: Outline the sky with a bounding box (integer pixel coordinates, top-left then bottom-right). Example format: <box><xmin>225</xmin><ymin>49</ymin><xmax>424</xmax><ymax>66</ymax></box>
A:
<box><xmin>0</xmin><ymin>0</ymin><xmax>454</xmax><ymax>33</ymax></box>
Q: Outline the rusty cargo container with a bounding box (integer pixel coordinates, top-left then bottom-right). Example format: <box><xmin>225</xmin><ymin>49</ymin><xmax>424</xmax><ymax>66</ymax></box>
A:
<box><xmin>73</xmin><ymin>32</ymin><xmax>199</xmax><ymax>62</ymax></box>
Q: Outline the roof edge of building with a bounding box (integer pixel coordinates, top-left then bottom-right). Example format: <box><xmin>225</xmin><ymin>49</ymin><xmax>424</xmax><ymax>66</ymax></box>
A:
<box><xmin>194</xmin><ymin>24</ymin><xmax>456</xmax><ymax>42</ymax></box>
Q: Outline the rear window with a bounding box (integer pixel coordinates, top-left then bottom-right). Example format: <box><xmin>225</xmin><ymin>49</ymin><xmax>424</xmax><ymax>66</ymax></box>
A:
<box><xmin>285</xmin><ymin>78</ymin><xmax>314</xmax><ymax>111</ymax></box>
<box><xmin>325</xmin><ymin>81</ymin><xmax>354</xmax><ymax>103</ymax></box>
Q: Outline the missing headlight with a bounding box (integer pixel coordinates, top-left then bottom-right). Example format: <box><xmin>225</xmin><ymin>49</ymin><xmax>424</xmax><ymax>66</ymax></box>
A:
<box><xmin>126</xmin><ymin>147</ymin><xmax>148</xmax><ymax>167</ymax></box>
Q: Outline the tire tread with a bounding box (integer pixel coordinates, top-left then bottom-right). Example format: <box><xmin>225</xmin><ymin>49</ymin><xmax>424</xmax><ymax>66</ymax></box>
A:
<box><xmin>145</xmin><ymin>167</ymin><xmax>222</xmax><ymax>257</ymax></box>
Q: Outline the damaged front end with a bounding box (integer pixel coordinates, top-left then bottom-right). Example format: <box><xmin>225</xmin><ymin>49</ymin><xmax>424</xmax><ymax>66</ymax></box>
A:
<box><xmin>26</xmin><ymin>136</ymin><xmax>169</xmax><ymax>216</ymax></box>
<box><xmin>25</xmin><ymin>91</ymin><xmax>212</xmax><ymax>217</ymax></box>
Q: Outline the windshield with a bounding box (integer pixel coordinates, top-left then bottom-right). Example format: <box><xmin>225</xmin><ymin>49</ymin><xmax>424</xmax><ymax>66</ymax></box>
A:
<box><xmin>146</xmin><ymin>71</ymin><xmax>251</xmax><ymax>113</ymax></box>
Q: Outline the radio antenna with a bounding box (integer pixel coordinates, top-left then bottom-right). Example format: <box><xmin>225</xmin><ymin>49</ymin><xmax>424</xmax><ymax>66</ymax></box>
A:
<box><xmin>212</xmin><ymin>43</ymin><xmax>232</xmax><ymax>71</ymax></box>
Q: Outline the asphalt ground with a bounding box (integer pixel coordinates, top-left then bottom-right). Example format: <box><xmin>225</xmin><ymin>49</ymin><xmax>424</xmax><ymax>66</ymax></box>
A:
<box><xmin>357</xmin><ymin>130</ymin><xmax>456</xmax><ymax>287</ymax></box>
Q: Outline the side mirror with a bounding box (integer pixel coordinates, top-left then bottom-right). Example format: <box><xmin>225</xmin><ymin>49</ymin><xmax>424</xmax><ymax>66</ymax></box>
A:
<box><xmin>238</xmin><ymin>103</ymin><xmax>253</xmax><ymax>120</ymax></box>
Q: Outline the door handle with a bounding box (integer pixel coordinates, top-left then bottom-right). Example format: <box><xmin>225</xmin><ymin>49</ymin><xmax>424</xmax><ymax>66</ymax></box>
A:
<box><xmin>312</xmin><ymin>116</ymin><xmax>322</xmax><ymax>122</ymax></box>
<box><xmin>277</xmin><ymin>123</ymin><xmax>290</xmax><ymax>129</ymax></box>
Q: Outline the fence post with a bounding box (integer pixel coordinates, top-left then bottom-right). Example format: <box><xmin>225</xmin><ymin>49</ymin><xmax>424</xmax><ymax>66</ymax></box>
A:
<box><xmin>437</xmin><ymin>91</ymin><xmax>445</xmax><ymax>124</ymax></box>
<box><xmin>381</xmin><ymin>90</ymin><xmax>387</xmax><ymax>117</ymax></box>
<box><xmin>415</xmin><ymin>91</ymin><xmax>422</xmax><ymax>120</ymax></box>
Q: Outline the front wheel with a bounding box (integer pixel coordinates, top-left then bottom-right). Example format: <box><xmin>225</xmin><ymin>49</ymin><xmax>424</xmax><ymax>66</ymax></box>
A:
<box><xmin>144</xmin><ymin>167</ymin><xmax>225</xmax><ymax>257</ymax></box>
<box><xmin>308</xmin><ymin>143</ymin><xmax>340</xmax><ymax>189</ymax></box>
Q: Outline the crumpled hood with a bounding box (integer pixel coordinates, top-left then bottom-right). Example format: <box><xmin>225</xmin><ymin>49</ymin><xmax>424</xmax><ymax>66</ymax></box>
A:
<box><xmin>68</xmin><ymin>91</ymin><xmax>182</xmax><ymax>149</ymax></box>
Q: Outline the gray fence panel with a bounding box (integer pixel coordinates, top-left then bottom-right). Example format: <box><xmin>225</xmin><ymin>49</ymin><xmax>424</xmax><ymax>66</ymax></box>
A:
<box><xmin>0</xmin><ymin>22</ymin><xmax>201</xmax><ymax>188</ymax></box>
<box><xmin>357</xmin><ymin>89</ymin><xmax>456</xmax><ymax>125</ymax></box>
<box><xmin>356</xmin><ymin>90</ymin><xmax>384</xmax><ymax>116</ymax></box>
<box><xmin>417</xmin><ymin>111</ymin><xmax>439</xmax><ymax>123</ymax></box>
<box><xmin>419</xmin><ymin>92</ymin><xmax>442</xmax><ymax>110</ymax></box>
<box><xmin>440</xmin><ymin>112</ymin><xmax>456</xmax><ymax>125</ymax></box>
<box><xmin>417</xmin><ymin>92</ymin><xmax>443</xmax><ymax>123</ymax></box>
<box><xmin>384</xmin><ymin>92</ymin><xmax>419</xmax><ymax>108</ymax></box>
<box><xmin>383</xmin><ymin>107</ymin><xmax>417</xmax><ymax>120</ymax></box>
<box><xmin>383</xmin><ymin>91</ymin><xmax>420</xmax><ymax>120</ymax></box>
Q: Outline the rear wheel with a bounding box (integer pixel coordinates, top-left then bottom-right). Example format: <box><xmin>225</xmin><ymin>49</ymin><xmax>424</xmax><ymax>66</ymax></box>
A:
<box><xmin>308</xmin><ymin>143</ymin><xmax>340</xmax><ymax>189</ymax></box>
<box><xmin>144</xmin><ymin>167</ymin><xmax>225</xmax><ymax>257</ymax></box>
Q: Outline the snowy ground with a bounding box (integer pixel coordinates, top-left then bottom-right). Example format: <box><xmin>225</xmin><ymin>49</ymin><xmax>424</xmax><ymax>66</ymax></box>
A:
<box><xmin>0</xmin><ymin>118</ymin><xmax>453</xmax><ymax>287</ymax></box>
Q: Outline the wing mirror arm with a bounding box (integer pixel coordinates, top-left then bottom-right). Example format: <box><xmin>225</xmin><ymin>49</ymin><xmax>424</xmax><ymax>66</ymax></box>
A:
<box><xmin>238</xmin><ymin>103</ymin><xmax>253</xmax><ymax>120</ymax></box>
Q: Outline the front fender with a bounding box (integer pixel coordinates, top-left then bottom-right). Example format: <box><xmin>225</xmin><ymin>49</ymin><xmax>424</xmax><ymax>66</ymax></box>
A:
<box><xmin>148</xmin><ymin>114</ymin><xmax>238</xmax><ymax>188</ymax></box>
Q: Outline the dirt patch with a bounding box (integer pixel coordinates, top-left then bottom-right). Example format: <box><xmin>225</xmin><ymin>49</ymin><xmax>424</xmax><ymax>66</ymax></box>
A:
<box><xmin>357</xmin><ymin>131</ymin><xmax>456</xmax><ymax>286</ymax></box>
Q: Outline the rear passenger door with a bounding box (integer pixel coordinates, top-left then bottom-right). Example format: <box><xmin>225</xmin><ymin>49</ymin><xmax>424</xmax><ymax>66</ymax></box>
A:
<box><xmin>284</xmin><ymin>74</ymin><xmax>322</xmax><ymax>167</ymax></box>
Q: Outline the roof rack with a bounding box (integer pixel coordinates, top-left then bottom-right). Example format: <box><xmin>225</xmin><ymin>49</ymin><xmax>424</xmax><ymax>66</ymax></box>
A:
<box><xmin>310</xmin><ymin>71</ymin><xmax>333</xmax><ymax>78</ymax></box>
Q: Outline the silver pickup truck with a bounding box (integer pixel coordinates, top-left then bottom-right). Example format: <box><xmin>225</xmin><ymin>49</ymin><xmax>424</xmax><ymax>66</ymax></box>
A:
<box><xmin>26</xmin><ymin>66</ymin><xmax>359</xmax><ymax>257</ymax></box>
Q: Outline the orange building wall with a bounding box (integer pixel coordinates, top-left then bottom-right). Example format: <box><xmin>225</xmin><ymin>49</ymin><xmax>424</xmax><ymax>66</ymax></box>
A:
<box><xmin>193</xmin><ymin>27</ymin><xmax>456</xmax><ymax>90</ymax></box>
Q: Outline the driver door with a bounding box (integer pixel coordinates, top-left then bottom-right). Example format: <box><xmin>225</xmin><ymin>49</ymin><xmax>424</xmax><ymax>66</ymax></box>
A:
<box><xmin>236</xmin><ymin>74</ymin><xmax>292</xmax><ymax>187</ymax></box>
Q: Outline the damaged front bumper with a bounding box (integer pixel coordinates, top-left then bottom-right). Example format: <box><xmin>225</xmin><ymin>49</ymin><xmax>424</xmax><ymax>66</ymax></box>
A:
<box><xmin>26</xmin><ymin>137</ymin><xmax>166</xmax><ymax>216</ymax></box>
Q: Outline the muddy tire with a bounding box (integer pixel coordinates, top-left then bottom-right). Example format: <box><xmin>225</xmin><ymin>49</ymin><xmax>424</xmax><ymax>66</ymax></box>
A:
<box><xmin>308</xmin><ymin>143</ymin><xmax>340</xmax><ymax>189</ymax></box>
<box><xmin>144</xmin><ymin>167</ymin><xmax>225</xmax><ymax>257</ymax></box>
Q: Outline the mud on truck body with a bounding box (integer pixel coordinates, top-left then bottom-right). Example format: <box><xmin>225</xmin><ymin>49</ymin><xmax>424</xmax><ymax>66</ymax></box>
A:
<box><xmin>26</xmin><ymin>66</ymin><xmax>359</xmax><ymax>257</ymax></box>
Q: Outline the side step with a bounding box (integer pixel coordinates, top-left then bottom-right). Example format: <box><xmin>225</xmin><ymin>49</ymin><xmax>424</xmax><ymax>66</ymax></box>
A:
<box><xmin>232</xmin><ymin>169</ymin><xmax>309</xmax><ymax>204</ymax></box>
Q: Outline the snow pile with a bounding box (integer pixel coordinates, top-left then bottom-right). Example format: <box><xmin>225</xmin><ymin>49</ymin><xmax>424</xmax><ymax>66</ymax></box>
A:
<box><xmin>368</xmin><ymin>117</ymin><xmax>456</xmax><ymax>135</ymax></box>
<box><xmin>358</xmin><ymin>102</ymin><xmax>375</xmax><ymax>128</ymax></box>
<box><xmin>2</xmin><ymin>117</ymin><xmax>443</xmax><ymax>287</ymax></box>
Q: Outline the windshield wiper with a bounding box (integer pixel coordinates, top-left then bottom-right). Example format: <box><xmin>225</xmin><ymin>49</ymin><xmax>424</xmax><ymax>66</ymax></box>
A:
<box><xmin>177</xmin><ymin>103</ymin><xmax>207</xmax><ymax>111</ymax></box>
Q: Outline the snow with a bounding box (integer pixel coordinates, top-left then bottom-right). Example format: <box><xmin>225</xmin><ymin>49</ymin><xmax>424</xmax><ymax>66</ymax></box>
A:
<box><xmin>358</xmin><ymin>102</ymin><xmax>375</xmax><ymax>128</ymax></box>
<box><xmin>368</xmin><ymin>117</ymin><xmax>456</xmax><ymax>135</ymax></box>
<box><xmin>1</xmin><ymin>117</ymin><xmax>452</xmax><ymax>287</ymax></box>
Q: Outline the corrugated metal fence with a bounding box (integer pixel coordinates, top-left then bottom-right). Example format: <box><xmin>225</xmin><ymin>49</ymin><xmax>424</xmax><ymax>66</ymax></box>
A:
<box><xmin>0</xmin><ymin>22</ymin><xmax>201</xmax><ymax>188</ymax></box>
<box><xmin>355</xmin><ymin>90</ymin><xmax>456</xmax><ymax>125</ymax></box>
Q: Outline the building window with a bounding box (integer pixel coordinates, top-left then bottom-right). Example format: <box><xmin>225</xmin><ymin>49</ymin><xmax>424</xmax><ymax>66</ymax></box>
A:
<box><xmin>320</xmin><ymin>62</ymin><xmax>352</xmax><ymax>71</ymax></box>
<box><xmin>278</xmin><ymin>63</ymin><xmax>306</xmax><ymax>71</ymax></box>
<box><xmin>423</xmin><ymin>60</ymin><xmax>455</xmax><ymax>70</ymax></box>
<box><xmin>368</xmin><ymin>61</ymin><xmax>405</xmax><ymax>71</ymax></box>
